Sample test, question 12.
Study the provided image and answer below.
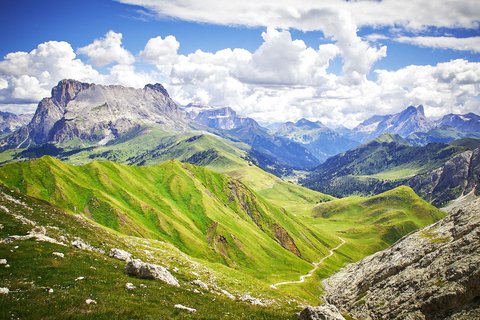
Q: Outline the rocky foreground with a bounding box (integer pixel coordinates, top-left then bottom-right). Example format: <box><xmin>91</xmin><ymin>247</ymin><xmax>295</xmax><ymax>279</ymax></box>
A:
<box><xmin>322</xmin><ymin>198</ymin><xmax>480</xmax><ymax>320</ymax></box>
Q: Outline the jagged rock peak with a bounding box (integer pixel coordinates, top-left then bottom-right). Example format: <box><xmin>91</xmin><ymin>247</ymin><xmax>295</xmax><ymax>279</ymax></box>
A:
<box><xmin>51</xmin><ymin>79</ymin><xmax>92</xmax><ymax>106</ymax></box>
<box><xmin>144</xmin><ymin>83</ymin><xmax>169</xmax><ymax>97</ymax></box>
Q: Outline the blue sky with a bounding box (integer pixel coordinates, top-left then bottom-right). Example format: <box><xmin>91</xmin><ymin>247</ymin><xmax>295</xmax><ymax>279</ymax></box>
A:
<box><xmin>0</xmin><ymin>0</ymin><xmax>479</xmax><ymax>126</ymax></box>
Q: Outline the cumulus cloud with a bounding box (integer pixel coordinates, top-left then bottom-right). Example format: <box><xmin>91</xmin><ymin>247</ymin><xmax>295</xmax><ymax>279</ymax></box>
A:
<box><xmin>140</xmin><ymin>35</ymin><xmax>180</xmax><ymax>72</ymax></box>
<box><xmin>395</xmin><ymin>36</ymin><xmax>480</xmax><ymax>53</ymax></box>
<box><xmin>77</xmin><ymin>31</ymin><xmax>135</xmax><ymax>66</ymax></box>
<box><xmin>0</xmin><ymin>41</ymin><xmax>102</xmax><ymax>105</ymax></box>
<box><xmin>234</xmin><ymin>27</ymin><xmax>339</xmax><ymax>86</ymax></box>
<box><xmin>1</xmin><ymin>28</ymin><xmax>479</xmax><ymax>127</ymax></box>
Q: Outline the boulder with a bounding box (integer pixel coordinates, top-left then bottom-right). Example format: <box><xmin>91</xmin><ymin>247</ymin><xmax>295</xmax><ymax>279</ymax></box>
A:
<box><xmin>52</xmin><ymin>252</ymin><xmax>64</xmax><ymax>258</ymax></box>
<box><xmin>299</xmin><ymin>305</ymin><xmax>345</xmax><ymax>320</ymax></box>
<box><xmin>125</xmin><ymin>259</ymin><xmax>179</xmax><ymax>287</ymax></box>
<box><xmin>109</xmin><ymin>248</ymin><xmax>132</xmax><ymax>261</ymax></box>
<box><xmin>125</xmin><ymin>283</ymin><xmax>136</xmax><ymax>290</ymax></box>
<box><xmin>174</xmin><ymin>304</ymin><xmax>196</xmax><ymax>313</ymax></box>
<box><xmin>191</xmin><ymin>279</ymin><xmax>208</xmax><ymax>291</ymax></box>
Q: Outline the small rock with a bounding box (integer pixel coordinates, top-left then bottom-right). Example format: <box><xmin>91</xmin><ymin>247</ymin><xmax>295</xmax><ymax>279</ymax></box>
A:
<box><xmin>52</xmin><ymin>252</ymin><xmax>64</xmax><ymax>258</ymax></box>
<box><xmin>174</xmin><ymin>304</ymin><xmax>196</xmax><ymax>313</ymax></box>
<box><xmin>173</xmin><ymin>267</ymin><xmax>179</xmax><ymax>273</ymax></box>
<box><xmin>0</xmin><ymin>259</ymin><xmax>7</xmax><ymax>265</ymax></box>
<box><xmin>109</xmin><ymin>248</ymin><xmax>132</xmax><ymax>261</ymax></box>
<box><xmin>299</xmin><ymin>305</ymin><xmax>345</xmax><ymax>320</ymax></box>
<box><xmin>75</xmin><ymin>276</ymin><xmax>85</xmax><ymax>281</ymax></box>
<box><xmin>5</xmin><ymin>264</ymin><xmax>10</xmax><ymax>268</ymax></box>
<box><xmin>0</xmin><ymin>287</ymin><xmax>9</xmax><ymax>294</ymax></box>
<box><xmin>85</xmin><ymin>299</ymin><xmax>97</xmax><ymax>305</ymax></box>
<box><xmin>221</xmin><ymin>289</ymin><xmax>236</xmax><ymax>300</ymax></box>
<box><xmin>14</xmin><ymin>246</ymin><xmax>18</xmax><ymax>249</ymax></box>
<box><xmin>48</xmin><ymin>288</ymin><xmax>54</xmax><ymax>293</ymax></box>
<box><xmin>139</xmin><ymin>284</ymin><xmax>147</xmax><ymax>288</ymax></box>
<box><xmin>191</xmin><ymin>279</ymin><xmax>209</xmax><ymax>291</ymax></box>
<box><xmin>125</xmin><ymin>283</ymin><xmax>136</xmax><ymax>290</ymax></box>
<box><xmin>125</xmin><ymin>259</ymin><xmax>179</xmax><ymax>287</ymax></box>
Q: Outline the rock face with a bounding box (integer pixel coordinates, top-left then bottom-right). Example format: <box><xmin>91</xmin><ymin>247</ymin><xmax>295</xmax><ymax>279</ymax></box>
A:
<box><xmin>5</xmin><ymin>79</ymin><xmax>190</xmax><ymax>147</ymax></box>
<box><xmin>125</xmin><ymin>259</ymin><xmax>179</xmax><ymax>287</ymax></box>
<box><xmin>323</xmin><ymin>198</ymin><xmax>480</xmax><ymax>320</ymax></box>
<box><xmin>408</xmin><ymin>147</ymin><xmax>480</xmax><ymax>206</ymax></box>
<box><xmin>299</xmin><ymin>304</ymin><xmax>345</xmax><ymax>320</ymax></box>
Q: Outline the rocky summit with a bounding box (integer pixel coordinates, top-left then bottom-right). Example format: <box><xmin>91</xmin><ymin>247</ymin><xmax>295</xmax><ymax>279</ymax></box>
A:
<box><xmin>323</xmin><ymin>198</ymin><xmax>480</xmax><ymax>320</ymax></box>
<box><xmin>5</xmin><ymin>79</ymin><xmax>190</xmax><ymax>148</ymax></box>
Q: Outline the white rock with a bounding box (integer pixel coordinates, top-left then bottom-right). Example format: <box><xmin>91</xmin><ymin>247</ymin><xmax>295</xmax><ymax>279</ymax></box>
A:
<box><xmin>174</xmin><ymin>304</ymin><xmax>196</xmax><ymax>313</ymax></box>
<box><xmin>191</xmin><ymin>279</ymin><xmax>208</xmax><ymax>291</ymax></box>
<box><xmin>85</xmin><ymin>299</ymin><xmax>97</xmax><ymax>305</ymax></box>
<box><xmin>125</xmin><ymin>283</ymin><xmax>136</xmax><ymax>290</ymax></box>
<box><xmin>221</xmin><ymin>289</ymin><xmax>236</xmax><ymax>300</ymax></box>
<box><xmin>48</xmin><ymin>288</ymin><xmax>54</xmax><ymax>293</ymax></box>
<box><xmin>125</xmin><ymin>259</ymin><xmax>179</xmax><ymax>287</ymax></box>
<box><xmin>5</xmin><ymin>264</ymin><xmax>10</xmax><ymax>268</ymax></box>
<box><xmin>0</xmin><ymin>259</ymin><xmax>7</xmax><ymax>265</ymax></box>
<box><xmin>139</xmin><ymin>284</ymin><xmax>147</xmax><ymax>288</ymax></box>
<box><xmin>75</xmin><ymin>276</ymin><xmax>85</xmax><ymax>281</ymax></box>
<box><xmin>109</xmin><ymin>248</ymin><xmax>132</xmax><ymax>261</ymax></box>
<box><xmin>52</xmin><ymin>252</ymin><xmax>64</xmax><ymax>258</ymax></box>
<box><xmin>0</xmin><ymin>287</ymin><xmax>9</xmax><ymax>294</ymax></box>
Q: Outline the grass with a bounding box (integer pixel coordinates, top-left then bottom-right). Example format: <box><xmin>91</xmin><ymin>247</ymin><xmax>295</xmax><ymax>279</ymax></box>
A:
<box><xmin>0</xmin><ymin>185</ymin><xmax>300</xmax><ymax>319</ymax></box>
<box><xmin>0</xmin><ymin>156</ymin><xmax>446</xmax><ymax>306</ymax></box>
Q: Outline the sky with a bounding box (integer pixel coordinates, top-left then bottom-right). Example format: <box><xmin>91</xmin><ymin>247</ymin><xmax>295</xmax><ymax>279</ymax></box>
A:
<box><xmin>0</xmin><ymin>0</ymin><xmax>479</xmax><ymax>127</ymax></box>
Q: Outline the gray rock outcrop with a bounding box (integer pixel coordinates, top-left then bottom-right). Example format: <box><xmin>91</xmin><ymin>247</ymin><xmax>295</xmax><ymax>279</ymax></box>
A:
<box><xmin>125</xmin><ymin>259</ymin><xmax>179</xmax><ymax>287</ymax></box>
<box><xmin>109</xmin><ymin>248</ymin><xmax>132</xmax><ymax>261</ymax></box>
<box><xmin>323</xmin><ymin>198</ymin><xmax>480</xmax><ymax>320</ymax></box>
<box><xmin>299</xmin><ymin>304</ymin><xmax>345</xmax><ymax>320</ymax></box>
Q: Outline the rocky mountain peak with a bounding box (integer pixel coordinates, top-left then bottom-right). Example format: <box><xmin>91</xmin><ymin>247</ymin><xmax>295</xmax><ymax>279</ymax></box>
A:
<box><xmin>51</xmin><ymin>79</ymin><xmax>92</xmax><ymax>107</ymax></box>
<box><xmin>144</xmin><ymin>83</ymin><xmax>169</xmax><ymax>97</ymax></box>
<box><xmin>295</xmin><ymin>118</ymin><xmax>322</xmax><ymax>129</ymax></box>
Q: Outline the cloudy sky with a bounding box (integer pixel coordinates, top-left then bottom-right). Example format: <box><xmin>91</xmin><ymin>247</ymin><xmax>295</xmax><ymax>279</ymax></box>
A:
<box><xmin>0</xmin><ymin>0</ymin><xmax>479</xmax><ymax>127</ymax></box>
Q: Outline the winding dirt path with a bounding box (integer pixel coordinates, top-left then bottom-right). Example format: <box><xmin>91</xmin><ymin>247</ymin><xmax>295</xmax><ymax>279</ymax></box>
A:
<box><xmin>271</xmin><ymin>237</ymin><xmax>346</xmax><ymax>289</ymax></box>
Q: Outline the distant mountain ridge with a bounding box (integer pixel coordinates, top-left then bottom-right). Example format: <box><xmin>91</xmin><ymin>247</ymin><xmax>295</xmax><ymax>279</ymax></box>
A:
<box><xmin>0</xmin><ymin>111</ymin><xmax>31</xmax><ymax>135</ymax></box>
<box><xmin>351</xmin><ymin>105</ymin><xmax>434</xmax><ymax>142</ymax></box>
<box><xmin>301</xmin><ymin>135</ymin><xmax>480</xmax><ymax>206</ymax></box>
<box><xmin>273</xmin><ymin>118</ymin><xmax>358</xmax><ymax>162</ymax></box>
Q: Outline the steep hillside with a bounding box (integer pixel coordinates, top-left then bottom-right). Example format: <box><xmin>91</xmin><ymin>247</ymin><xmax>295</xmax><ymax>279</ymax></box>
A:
<box><xmin>323</xmin><ymin>197</ymin><xmax>479</xmax><ymax>320</ymax></box>
<box><xmin>0</xmin><ymin>156</ymin><xmax>334</xmax><ymax>281</ymax></box>
<box><xmin>0</xmin><ymin>185</ymin><xmax>300</xmax><ymax>319</ymax></box>
<box><xmin>301</xmin><ymin>136</ymin><xmax>479</xmax><ymax>205</ymax></box>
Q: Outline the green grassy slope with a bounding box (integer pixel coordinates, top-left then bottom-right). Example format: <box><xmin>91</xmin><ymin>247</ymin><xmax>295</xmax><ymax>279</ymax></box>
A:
<box><xmin>0</xmin><ymin>185</ymin><xmax>299</xmax><ymax>319</ymax></box>
<box><xmin>302</xmin><ymin>136</ymin><xmax>477</xmax><ymax>198</ymax></box>
<box><xmin>0</xmin><ymin>156</ymin><xmax>334</xmax><ymax>283</ymax></box>
<box><xmin>0</xmin><ymin>156</ymin><xmax>446</xmax><ymax>304</ymax></box>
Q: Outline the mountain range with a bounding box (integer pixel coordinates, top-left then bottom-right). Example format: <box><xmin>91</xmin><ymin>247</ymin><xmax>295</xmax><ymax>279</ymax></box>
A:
<box><xmin>301</xmin><ymin>134</ymin><xmax>480</xmax><ymax>206</ymax></box>
<box><xmin>0</xmin><ymin>78</ymin><xmax>478</xmax><ymax>319</ymax></box>
<box><xmin>0</xmin><ymin>111</ymin><xmax>31</xmax><ymax>135</ymax></box>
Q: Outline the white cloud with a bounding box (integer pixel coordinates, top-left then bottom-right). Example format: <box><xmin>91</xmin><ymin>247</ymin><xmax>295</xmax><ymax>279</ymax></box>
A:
<box><xmin>1</xmin><ymin>28</ymin><xmax>479</xmax><ymax>128</ymax></box>
<box><xmin>140</xmin><ymin>35</ymin><xmax>180</xmax><ymax>73</ymax></box>
<box><xmin>77</xmin><ymin>31</ymin><xmax>135</xmax><ymax>67</ymax></box>
<box><xmin>234</xmin><ymin>27</ymin><xmax>339</xmax><ymax>86</ymax></box>
<box><xmin>0</xmin><ymin>41</ymin><xmax>102</xmax><ymax>104</ymax></box>
<box><xmin>395</xmin><ymin>36</ymin><xmax>480</xmax><ymax>53</ymax></box>
<box><xmin>116</xmin><ymin>0</ymin><xmax>480</xmax><ymax>31</ymax></box>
